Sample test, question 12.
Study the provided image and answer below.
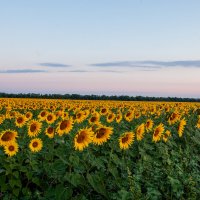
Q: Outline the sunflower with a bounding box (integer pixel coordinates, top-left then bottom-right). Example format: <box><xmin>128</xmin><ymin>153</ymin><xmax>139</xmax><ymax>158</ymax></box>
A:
<box><xmin>119</xmin><ymin>132</ymin><xmax>135</xmax><ymax>150</ymax></box>
<box><xmin>55</xmin><ymin>110</ymin><xmax>63</xmax><ymax>118</ymax></box>
<box><xmin>116</xmin><ymin>112</ymin><xmax>123</xmax><ymax>123</ymax></box>
<box><xmin>83</xmin><ymin>109</ymin><xmax>90</xmax><ymax>118</ymax></box>
<box><xmin>153</xmin><ymin>123</ymin><xmax>165</xmax><ymax>142</ymax></box>
<box><xmin>177</xmin><ymin>118</ymin><xmax>186</xmax><ymax>137</ymax></box>
<box><xmin>100</xmin><ymin>107</ymin><xmax>108</xmax><ymax>115</ymax></box>
<box><xmin>90</xmin><ymin>108</ymin><xmax>96</xmax><ymax>115</ymax></box>
<box><xmin>15</xmin><ymin>114</ymin><xmax>27</xmax><ymax>128</ymax></box>
<box><xmin>168</xmin><ymin>112</ymin><xmax>180</xmax><ymax>125</ymax></box>
<box><xmin>0</xmin><ymin>130</ymin><xmax>18</xmax><ymax>146</ymax></box>
<box><xmin>106</xmin><ymin>112</ymin><xmax>115</xmax><ymax>123</ymax></box>
<box><xmin>46</xmin><ymin>112</ymin><xmax>56</xmax><ymax>124</ymax></box>
<box><xmin>162</xmin><ymin>130</ymin><xmax>171</xmax><ymax>142</ymax></box>
<box><xmin>136</xmin><ymin>123</ymin><xmax>145</xmax><ymax>141</ymax></box>
<box><xmin>38</xmin><ymin>110</ymin><xmax>47</xmax><ymax>121</ymax></box>
<box><xmin>25</xmin><ymin>111</ymin><xmax>33</xmax><ymax>121</ymax></box>
<box><xmin>29</xmin><ymin>138</ymin><xmax>43</xmax><ymax>152</ymax></box>
<box><xmin>145</xmin><ymin>119</ymin><xmax>154</xmax><ymax>132</ymax></box>
<box><xmin>4</xmin><ymin>142</ymin><xmax>19</xmax><ymax>156</ymax></box>
<box><xmin>27</xmin><ymin>120</ymin><xmax>42</xmax><ymax>137</ymax></box>
<box><xmin>75</xmin><ymin>111</ymin><xmax>85</xmax><ymax>123</ymax></box>
<box><xmin>124</xmin><ymin>110</ymin><xmax>134</xmax><ymax>122</ymax></box>
<box><xmin>93</xmin><ymin>126</ymin><xmax>113</xmax><ymax>145</ymax></box>
<box><xmin>7</xmin><ymin>111</ymin><xmax>17</xmax><ymax>119</ymax></box>
<box><xmin>135</xmin><ymin>112</ymin><xmax>141</xmax><ymax>119</ymax></box>
<box><xmin>74</xmin><ymin>128</ymin><xmax>94</xmax><ymax>151</ymax></box>
<box><xmin>61</xmin><ymin>112</ymin><xmax>69</xmax><ymax>119</ymax></box>
<box><xmin>45</xmin><ymin>126</ymin><xmax>55</xmax><ymax>138</ymax></box>
<box><xmin>88</xmin><ymin>113</ymin><xmax>100</xmax><ymax>125</ymax></box>
<box><xmin>56</xmin><ymin>118</ymin><xmax>73</xmax><ymax>136</ymax></box>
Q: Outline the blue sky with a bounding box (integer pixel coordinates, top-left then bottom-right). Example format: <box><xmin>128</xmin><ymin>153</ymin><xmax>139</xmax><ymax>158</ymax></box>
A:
<box><xmin>0</xmin><ymin>0</ymin><xmax>200</xmax><ymax>97</ymax></box>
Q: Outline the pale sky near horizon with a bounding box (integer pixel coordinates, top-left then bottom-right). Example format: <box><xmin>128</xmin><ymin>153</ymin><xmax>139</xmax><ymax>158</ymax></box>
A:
<box><xmin>1</xmin><ymin>0</ymin><xmax>200</xmax><ymax>98</ymax></box>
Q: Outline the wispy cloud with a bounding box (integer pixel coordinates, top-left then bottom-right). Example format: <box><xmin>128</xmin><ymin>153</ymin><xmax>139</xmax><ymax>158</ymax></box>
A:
<box><xmin>57</xmin><ymin>69</ymin><xmax>125</xmax><ymax>73</ymax></box>
<box><xmin>68</xmin><ymin>70</ymin><xmax>91</xmax><ymax>73</ymax></box>
<box><xmin>90</xmin><ymin>60</ymin><xmax>200</xmax><ymax>69</ymax></box>
<box><xmin>39</xmin><ymin>62</ymin><xmax>71</xmax><ymax>68</ymax></box>
<box><xmin>98</xmin><ymin>70</ymin><xmax>126</xmax><ymax>73</ymax></box>
<box><xmin>139</xmin><ymin>60</ymin><xmax>200</xmax><ymax>67</ymax></box>
<box><xmin>56</xmin><ymin>70</ymin><xmax>91</xmax><ymax>73</ymax></box>
<box><xmin>0</xmin><ymin>69</ymin><xmax>47</xmax><ymax>73</ymax></box>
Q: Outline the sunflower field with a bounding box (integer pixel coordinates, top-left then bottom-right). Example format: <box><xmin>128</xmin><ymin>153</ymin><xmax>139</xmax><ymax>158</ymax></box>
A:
<box><xmin>0</xmin><ymin>98</ymin><xmax>200</xmax><ymax>199</ymax></box>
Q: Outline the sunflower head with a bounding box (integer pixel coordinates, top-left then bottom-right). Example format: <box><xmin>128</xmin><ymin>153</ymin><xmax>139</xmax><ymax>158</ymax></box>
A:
<box><xmin>74</xmin><ymin>128</ymin><xmax>94</xmax><ymax>151</ymax></box>
<box><xmin>119</xmin><ymin>132</ymin><xmax>135</xmax><ymax>150</ymax></box>
<box><xmin>100</xmin><ymin>108</ymin><xmax>108</xmax><ymax>115</ymax></box>
<box><xmin>93</xmin><ymin>126</ymin><xmax>113</xmax><ymax>145</ymax></box>
<box><xmin>25</xmin><ymin>112</ymin><xmax>33</xmax><ymax>120</ymax></box>
<box><xmin>153</xmin><ymin>123</ymin><xmax>165</xmax><ymax>142</ymax></box>
<box><xmin>27</xmin><ymin>120</ymin><xmax>42</xmax><ymax>137</ymax></box>
<box><xmin>75</xmin><ymin>111</ymin><xmax>86</xmax><ymax>123</ymax></box>
<box><xmin>4</xmin><ymin>141</ymin><xmax>19</xmax><ymax>157</ymax></box>
<box><xmin>116</xmin><ymin>112</ymin><xmax>123</xmax><ymax>123</ymax></box>
<box><xmin>162</xmin><ymin>130</ymin><xmax>171</xmax><ymax>142</ymax></box>
<box><xmin>38</xmin><ymin>110</ymin><xmax>47</xmax><ymax>121</ymax></box>
<box><xmin>178</xmin><ymin>118</ymin><xmax>186</xmax><ymax>137</ymax></box>
<box><xmin>88</xmin><ymin>113</ymin><xmax>100</xmax><ymax>125</ymax></box>
<box><xmin>0</xmin><ymin>130</ymin><xmax>18</xmax><ymax>146</ymax></box>
<box><xmin>57</xmin><ymin>118</ymin><xmax>73</xmax><ymax>136</ymax></box>
<box><xmin>124</xmin><ymin>111</ymin><xmax>134</xmax><ymax>122</ymax></box>
<box><xmin>45</xmin><ymin>127</ymin><xmax>55</xmax><ymax>138</ymax></box>
<box><xmin>15</xmin><ymin>114</ymin><xmax>27</xmax><ymax>127</ymax></box>
<box><xmin>46</xmin><ymin>113</ymin><xmax>56</xmax><ymax>124</ymax></box>
<box><xmin>29</xmin><ymin>138</ymin><xmax>43</xmax><ymax>152</ymax></box>
<box><xmin>145</xmin><ymin>119</ymin><xmax>154</xmax><ymax>132</ymax></box>
<box><xmin>168</xmin><ymin>112</ymin><xmax>180</xmax><ymax>125</ymax></box>
<box><xmin>136</xmin><ymin>123</ymin><xmax>145</xmax><ymax>141</ymax></box>
<box><xmin>106</xmin><ymin>113</ymin><xmax>115</xmax><ymax>123</ymax></box>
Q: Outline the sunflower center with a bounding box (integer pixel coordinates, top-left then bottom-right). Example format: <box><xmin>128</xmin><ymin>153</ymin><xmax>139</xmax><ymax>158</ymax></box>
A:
<box><xmin>10</xmin><ymin>112</ymin><xmax>15</xmax><ymax>117</ymax></box>
<box><xmin>126</xmin><ymin>113</ymin><xmax>131</xmax><ymax>117</ymax></box>
<box><xmin>96</xmin><ymin>128</ymin><xmax>106</xmax><ymax>138</ymax></box>
<box><xmin>60</xmin><ymin>120</ymin><xmax>69</xmax><ymax>130</ymax></box>
<box><xmin>137</xmin><ymin>129</ymin><xmax>142</xmax><ymax>134</ymax></box>
<box><xmin>47</xmin><ymin>127</ymin><xmax>54</xmax><ymax>134</ymax></box>
<box><xmin>154</xmin><ymin>129</ymin><xmax>159</xmax><ymax>137</ymax></box>
<box><xmin>8</xmin><ymin>145</ymin><xmax>15</xmax><ymax>151</ymax></box>
<box><xmin>77</xmin><ymin>113</ymin><xmax>81</xmax><ymax>118</ymax></box>
<box><xmin>30</xmin><ymin>124</ymin><xmax>37</xmax><ymax>132</ymax></box>
<box><xmin>77</xmin><ymin>132</ymin><xmax>86</xmax><ymax>143</ymax></box>
<box><xmin>170</xmin><ymin>113</ymin><xmax>177</xmax><ymax>120</ymax></box>
<box><xmin>108</xmin><ymin>115</ymin><xmax>112</xmax><ymax>119</ymax></box>
<box><xmin>122</xmin><ymin>136</ymin><xmax>129</xmax><ymax>143</ymax></box>
<box><xmin>101</xmin><ymin>108</ymin><xmax>106</xmax><ymax>113</ymax></box>
<box><xmin>41</xmin><ymin>112</ymin><xmax>46</xmax><ymax>117</ymax></box>
<box><xmin>47</xmin><ymin>115</ymin><xmax>53</xmax><ymax>121</ymax></box>
<box><xmin>1</xmin><ymin>132</ymin><xmax>13</xmax><ymax>141</ymax></box>
<box><xmin>17</xmin><ymin>117</ymin><xmax>23</xmax><ymax>123</ymax></box>
<box><xmin>26</xmin><ymin>113</ymin><xmax>30</xmax><ymax>118</ymax></box>
<box><xmin>32</xmin><ymin>142</ymin><xmax>38</xmax><ymax>147</ymax></box>
<box><xmin>90</xmin><ymin>117</ymin><xmax>96</xmax><ymax>122</ymax></box>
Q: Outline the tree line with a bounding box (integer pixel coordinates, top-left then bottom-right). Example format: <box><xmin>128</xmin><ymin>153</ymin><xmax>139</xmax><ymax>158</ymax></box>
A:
<box><xmin>0</xmin><ymin>92</ymin><xmax>200</xmax><ymax>102</ymax></box>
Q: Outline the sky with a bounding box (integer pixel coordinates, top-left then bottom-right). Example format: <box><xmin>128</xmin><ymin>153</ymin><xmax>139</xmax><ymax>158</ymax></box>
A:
<box><xmin>0</xmin><ymin>0</ymin><xmax>200</xmax><ymax>98</ymax></box>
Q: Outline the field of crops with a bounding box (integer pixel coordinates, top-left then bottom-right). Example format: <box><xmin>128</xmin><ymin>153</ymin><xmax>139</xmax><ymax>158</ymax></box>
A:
<box><xmin>0</xmin><ymin>98</ymin><xmax>200</xmax><ymax>199</ymax></box>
